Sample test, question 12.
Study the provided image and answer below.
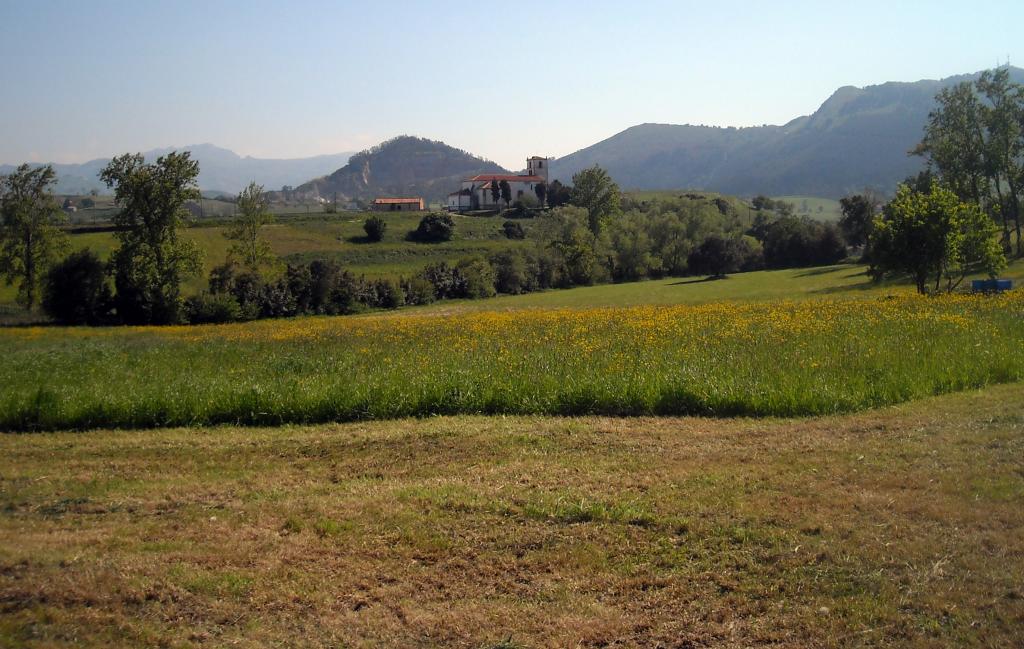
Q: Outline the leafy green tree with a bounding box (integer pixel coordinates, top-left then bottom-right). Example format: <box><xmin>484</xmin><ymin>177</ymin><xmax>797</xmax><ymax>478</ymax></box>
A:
<box><xmin>607</xmin><ymin>213</ymin><xmax>659</xmax><ymax>281</ymax></box>
<box><xmin>534</xmin><ymin>182</ymin><xmax>547</xmax><ymax>207</ymax></box>
<box><xmin>838</xmin><ymin>193</ymin><xmax>879</xmax><ymax>250</ymax></box>
<box><xmin>499</xmin><ymin>180</ymin><xmax>512</xmax><ymax>208</ymax></box>
<box><xmin>916</xmin><ymin>68</ymin><xmax>1024</xmax><ymax>255</ymax></box>
<box><xmin>0</xmin><ymin>164</ymin><xmax>69</xmax><ymax>309</ymax></box>
<box><xmin>363</xmin><ymin>215</ymin><xmax>387</xmax><ymax>242</ymax></box>
<box><xmin>870</xmin><ymin>182</ymin><xmax>1005</xmax><ymax>294</ymax></box>
<box><xmin>455</xmin><ymin>256</ymin><xmax>496</xmax><ymax>298</ymax></box>
<box><xmin>41</xmin><ymin>249</ymin><xmax>112</xmax><ymax>325</ymax></box>
<box><xmin>411</xmin><ymin>212</ymin><xmax>455</xmax><ymax>242</ymax></box>
<box><xmin>687</xmin><ymin>236</ymin><xmax>745</xmax><ymax>278</ymax></box>
<box><xmin>226</xmin><ymin>182</ymin><xmax>275</xmax><ymax>271</ymax></box>
<box><xmin>546</xmin><ymin>179</ymin><xmax>572</xmax><ymax>207</ymax></box>
<box><xmin>101</xmin><ymin>152</ymin><xmax>203</xmax><ymax>324</ymax></box>
<box><xmin>570</xmin><ymin>166</ymin><xmax>621</xmax><ymax>234</ymax></box>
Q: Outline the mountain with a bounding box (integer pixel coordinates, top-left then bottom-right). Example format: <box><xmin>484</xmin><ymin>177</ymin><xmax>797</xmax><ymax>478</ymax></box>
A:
<box><xmin>281</xmin><ymin>136</ymin><xmax>508</xmax><ymax>204</ymax></box>
<box><xmin>549</xmin><ymin>67</ymin><xmax>1024</xmax><ymax>198</ymax></box>
<box><xmin>0</xmin><ymin>144</ymin><xmax>354</xmax><ymax>196</ymax></box>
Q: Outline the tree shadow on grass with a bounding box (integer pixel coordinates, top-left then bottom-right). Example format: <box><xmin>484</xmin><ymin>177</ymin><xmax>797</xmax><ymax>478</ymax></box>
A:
<box><xmin>668</xmin><ymin>276</ymin><xmax>727</xmax><ymax>286</ymax></box>
<box><xmin>792</xmin><ymin>264</ymin><xmax>849</xmax><ymax>278</ymax></box>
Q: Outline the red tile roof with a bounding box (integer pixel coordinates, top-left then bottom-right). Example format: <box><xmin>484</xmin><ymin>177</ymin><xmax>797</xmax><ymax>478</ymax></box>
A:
<box><xmin>466</xmin><ymin>174</ymin><xmax>544</xmax><ymax>183</ymax></box>
<box><xmin>373</xmin><ymin>197</ymin><xmax>423</xmax><ymax>204</ymax></box>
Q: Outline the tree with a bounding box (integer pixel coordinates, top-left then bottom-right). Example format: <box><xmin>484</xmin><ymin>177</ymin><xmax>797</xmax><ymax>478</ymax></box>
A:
<box><xmin>687</xmin><ymin>236</ymin><xmax>745</xmax><ymax>278</ymax></box>
<box><xmin>499</xmin><ymin>180</ymin><xmax>512</xmax><ymax>209</ymax></box>
<box><xmin>364</xmin><ymin>215</ymin><xmax>387</xmax><ymax>242</ymax></box>
<box><xmin>0</xmin><ymin>164</ymin><xmax>69</xmax><ymax>309</ymax></box>
<box><xmin>455</xmin><ymin>256</ymin><xmax>496</xmax><ymax>299</ymax></box>
<box><xmin>838</xmin><ymin>193</ymin><xmax>879</xmax><ymax>250</ymax></box>
<box><xmin>411</xmin><ymin>212</ymin><xmax>455</xmax><ymax>242</ymax></box>
<box><xmin>546</xmin><ymin>180</ymin><xmax>572</xmax><ymax>208</ymax></box>
<box><xmin>870</xmin><ymin>182</ymin><xmax>1005</xmax><ymax>294</ymax></box>
<box><xmin>916</xmin><ymin>68</ymin><xmax>1024</xmax><ymax>256</ymax></box>
<box><xmin>570</xmin><ymin>166</ymin><xmax>621</xmax><ymax>234</ymax></box>
<box><xmin>226</xmin><ymin>182</ymin><xmax>275</xmax><ymax>271</ymax></box>
<box><xmin>101</xmin><ymin>152</ymin><xmax>203</xmax><ymax>324</ymax></box>
<box><xmin>502</xmin><ymin>220</ymin><xmax>525</xmax><ymax>239</ymax></box>
<box><xmin>490</xmin><ymin>180</ymin><xmax>501</xmax><ymax>208</ymax></box>
<box><xmin>534</xmin><ymin>182</ymin><xmax>547</xmax><ymax>207</ymax></box>
<box><xmin>41</xmin><ymin>249</ymin><xmax>112</xmax><ymax>325</ymax></box>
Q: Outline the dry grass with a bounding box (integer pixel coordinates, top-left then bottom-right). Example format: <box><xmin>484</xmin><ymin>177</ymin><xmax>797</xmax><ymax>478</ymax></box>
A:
<box><xmin>1</xmin><ymin>385</ymin><xmax>1023</xmax><ymax>647</ymax></box>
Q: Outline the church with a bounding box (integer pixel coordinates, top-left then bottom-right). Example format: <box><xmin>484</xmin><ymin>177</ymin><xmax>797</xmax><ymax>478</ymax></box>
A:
<box><xmin>447</xmin><ymin>156</ymin><xmax>548</xmax><ymax>212</ymax></box>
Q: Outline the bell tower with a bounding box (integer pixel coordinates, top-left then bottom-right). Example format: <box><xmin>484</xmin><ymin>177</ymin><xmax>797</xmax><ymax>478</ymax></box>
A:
<box><xmin>527</xmin><ymin>156</ymin><xmax>549</xmax><ymax>182</ymax></box>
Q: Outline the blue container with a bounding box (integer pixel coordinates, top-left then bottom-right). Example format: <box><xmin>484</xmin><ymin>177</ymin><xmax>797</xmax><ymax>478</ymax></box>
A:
<box><xmin>972</xmin><ymin>279</ymin><xmax>1013</xmax><ymax>292</ymax></box>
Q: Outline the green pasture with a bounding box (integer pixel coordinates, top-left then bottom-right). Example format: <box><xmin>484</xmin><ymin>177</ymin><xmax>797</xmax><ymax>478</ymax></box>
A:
<box><xmin>1</xmin><ymin>292</ymin><xmax>1021</xmax><ymax>431</ymax></box>
<box><xmin>0</xmin><ymin>211</ymin><xmax>527</xmax><ymax>305</ymax></box>
<box><xmin>772</xmin><ymin>195</ymin><xmax>844</xmax><ymax>221</ymax></box>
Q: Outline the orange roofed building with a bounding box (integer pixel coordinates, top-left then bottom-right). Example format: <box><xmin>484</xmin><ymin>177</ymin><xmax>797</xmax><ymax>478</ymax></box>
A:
<box><xmin>447</xmin><ymin>156</ymin><xmax>549</xmax><ymax>212</ymax></box>
<box><xmin>371</xmin><ymin>197</ymin><xmax>425</xmax><ymax>212</ymax></box>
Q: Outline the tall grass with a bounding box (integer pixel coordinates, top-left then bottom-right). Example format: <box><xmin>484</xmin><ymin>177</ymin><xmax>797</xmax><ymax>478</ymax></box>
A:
<box><xmin>1</xmin><ymin>293</ymin><xmax>1022</xmax><ymax>430</ymax></box>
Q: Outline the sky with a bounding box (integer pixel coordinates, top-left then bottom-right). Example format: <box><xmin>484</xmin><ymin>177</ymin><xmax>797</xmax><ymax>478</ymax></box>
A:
<box><xmin>1</xmin><ymin>0</ymin><xmax>1023</xmax><ymax>170</ymax></box>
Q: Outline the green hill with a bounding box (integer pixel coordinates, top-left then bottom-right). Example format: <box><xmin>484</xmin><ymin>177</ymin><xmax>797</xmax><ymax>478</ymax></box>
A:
<box><xmin>550</xmin><ymin>67</ymin><xmax>1024</xmax><ymax>198</ymax></box>
<box><xmin>279</xmin><ymin>136</ymin><xmax>508</xmax><ymax>205</ymax></box>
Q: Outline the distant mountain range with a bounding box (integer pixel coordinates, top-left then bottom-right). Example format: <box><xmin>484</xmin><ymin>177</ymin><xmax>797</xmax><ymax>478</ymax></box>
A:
<box><xmin>548</xmin><ymin>67</ymin><xmax>1024</xmax><ymax>198</ymax></box>
<box><xmin>0</xmin><ymin>144</ymin><xmax>354</xmax><ymax>196</ymax></box>
<box><xmin>6</xmin><ymin>67</ymin><xmax>1019</xmax><ymax>201</ymax></box>
<box><xmin>276</xmin><ymin>136</ymin><xmax>508</xmax><ymax>204</ymax></box>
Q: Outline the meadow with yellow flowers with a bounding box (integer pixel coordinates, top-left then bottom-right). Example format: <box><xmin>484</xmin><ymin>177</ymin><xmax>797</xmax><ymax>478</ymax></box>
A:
<box><xmin>2</xmin><ymin>292</ymin><xmax>1021</xmax><ymax>430</ymax></box>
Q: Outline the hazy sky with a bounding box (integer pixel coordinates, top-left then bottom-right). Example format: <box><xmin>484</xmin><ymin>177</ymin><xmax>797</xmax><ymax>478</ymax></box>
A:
<box><xmin>2</xmin><ymin>0</ymin><xmax>1022</xmax><ymax>170</ymax></box>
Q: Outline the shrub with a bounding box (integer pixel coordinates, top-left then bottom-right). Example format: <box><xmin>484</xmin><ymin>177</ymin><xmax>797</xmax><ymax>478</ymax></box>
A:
<box><xmin>502</xmin><ymin>221</ymin><xmax>525</xmax><ymax>239</ymax></box>
<box><xmin>456</xmin><ymin>257</ymin><xmax>496</xmax><ymax>299</ymax></box>
<box><xmin>306</xmin><ymin>260</ymin><xmax>362</xmax><ymax>315</ymax></box>
<box><xmin>489</xmin><ymin>250</ymin><xmax>528</xmax><ymax>294</ymax></box>
<box><xmin>419</xmin><ymin>261</ymin><xmax>465</xmax><ymax>299</ymax></box>
<box><xmin>371</xmin><ymin>278</ymin><xmax>405</xmax><ymax>309</ymax></box>
<box><xmin>363</xmin><ymin>216</ymin><xmax>386</xmax><ymax>242</ymax></box>
<box><xmin>402</xmin><ymin>276</ymin><xmax>436</xmax><ymax>305</ymax></box>
<box><xmin>411</xmin><ymin>212</ymin><xmax>455</xmax><ymax>242</ymax></box>
<box><xmin>185</xmin><ymin>292</ymin><xmax>242</xmax><ymax>324</ymax></box>
<box><xmin>258</xmin><ymin>278</ymin><xmax>298</xmax><ymax>318</ymax></box>
<box><xmin>41</xmin><ymin>249</ymin><xmax>113</xmax><ymax>325</ymax></box>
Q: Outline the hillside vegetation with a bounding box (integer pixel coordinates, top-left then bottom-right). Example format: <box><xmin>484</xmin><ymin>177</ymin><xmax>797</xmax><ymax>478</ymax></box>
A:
<box><xmin>550</xmin><ymin>67</ymin><xmax>1024</xmax><ymax>197</ymax></box>
<box><xmin>279</xmin><ymin>136</ymin><xmax>508</xmax><ymax>204</ymax></box>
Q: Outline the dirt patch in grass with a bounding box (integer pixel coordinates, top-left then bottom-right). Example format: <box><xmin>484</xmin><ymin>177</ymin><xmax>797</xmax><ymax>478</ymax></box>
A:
<box><xmin>1</xmin><ymin>385</ymin><xmax>1023</xmax><ymax>646</ymax></box>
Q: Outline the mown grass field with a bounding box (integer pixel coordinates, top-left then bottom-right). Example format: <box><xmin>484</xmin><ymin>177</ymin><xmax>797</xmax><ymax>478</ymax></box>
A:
<box><xmin>1</xmin><ymin>292</ymin><xmax>1022</xmax><ymax>431</ymax></box>
<box><xmin>1</xmin><ymin>384</ymin><xmax>1022</xmax><ymax>647</ymax></box>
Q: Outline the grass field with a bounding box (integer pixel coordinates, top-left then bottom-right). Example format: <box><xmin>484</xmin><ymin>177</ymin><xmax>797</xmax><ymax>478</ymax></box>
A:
<box><xmin>1</xmin><ymin>384</ymin><xmax>1022</xmax><ymax>646</ymax></box>
<box><xmin>0</xmin><ymin>212</ymin><xmax>527</xmax><ymax>306</ymax></box>
<box><xmin>773</xmin><ymin>196</ymin><xmax>844</xmax><ymax>221</ymax></box>
<box><xmin>1</xmin><ymin>291</ymin><xmax>1022</xmax><ymax>431</ymax></box>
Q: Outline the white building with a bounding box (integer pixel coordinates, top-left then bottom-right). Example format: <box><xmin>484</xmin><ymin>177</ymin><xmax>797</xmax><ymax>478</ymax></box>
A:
<box><xmin>447</xmin><ymin>156</ymin><xmax>549</xmax><ymax>212</ymax></box>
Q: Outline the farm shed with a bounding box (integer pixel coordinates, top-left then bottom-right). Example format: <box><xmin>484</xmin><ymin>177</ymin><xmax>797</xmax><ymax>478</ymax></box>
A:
<box><xmin>372</xmin><ymin>197</ymin><xmax>425</xmax><ymax>212</ymax></box>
